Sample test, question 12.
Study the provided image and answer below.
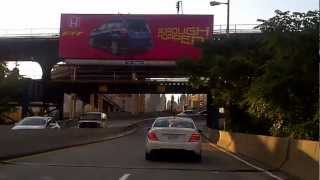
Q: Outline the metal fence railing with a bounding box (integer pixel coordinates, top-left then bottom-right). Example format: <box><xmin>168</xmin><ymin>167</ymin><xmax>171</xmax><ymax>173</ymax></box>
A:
<box><xmin>0</xmin><ymin>28</ymin><xmax>59</xmax><ymax>37</ymax></box>
<box><xmin>213</xmin><ymin>24</ymin><xmax>261</xmax><ymax>34</ymax></box>
<box><xmin>0</xmin><ymin>24</ymin><xmax>262</xmax><ymax>37</ymax></box>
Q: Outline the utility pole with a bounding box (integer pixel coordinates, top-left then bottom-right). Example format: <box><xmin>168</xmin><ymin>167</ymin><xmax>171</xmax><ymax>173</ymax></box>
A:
<box><xmin>176</xmin><ymin>1</ymin><xmax>183</xmax><ymax>14</ymax></box>
<box><xmin>226</xmin><ymin>0</ymin><xmax>230</xmax><ymax>34</ymax></box>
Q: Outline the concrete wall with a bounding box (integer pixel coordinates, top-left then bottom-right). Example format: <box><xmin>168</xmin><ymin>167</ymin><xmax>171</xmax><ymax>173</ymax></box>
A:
<box><xmin>205</xmin><ymin>128</ymin><xmax>319</xmax><ymax>180</ymax></box>
<box><xmin>281</xmin><ymin>139</ymin><xmax>319</xmax><ymax>180</ymax></box>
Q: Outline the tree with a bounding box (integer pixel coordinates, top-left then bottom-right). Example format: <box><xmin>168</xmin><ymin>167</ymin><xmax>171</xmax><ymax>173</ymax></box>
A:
<box><xmin>177</xmin><ymin>10</ymin><xmax>319</xmax><ymax>139</ymax></box>
<box><xmin>0</xmin><ymin>63</ymin><xmax>25</xmax><ymax>123</ymax></box>
<box><xmin>178</xmin><ymin>34</ymin><xmax>268</xmax><ymax>133</ymax></box>
<box><xmin>245</xmin><ymin>10</ymin><xmax>319</xmax><ymax>138</ymax></box>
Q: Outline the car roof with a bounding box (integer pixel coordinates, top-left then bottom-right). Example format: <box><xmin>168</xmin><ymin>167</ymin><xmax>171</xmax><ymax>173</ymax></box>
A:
<box><xmin>23</xmin><ymin>116</ymin><xmax>52</xmax><ymax>121</ymax></box>
<box><xmin>155</xmin><ymin>116</ymin><xmax>193</xmax><ymax>122</ymax></box>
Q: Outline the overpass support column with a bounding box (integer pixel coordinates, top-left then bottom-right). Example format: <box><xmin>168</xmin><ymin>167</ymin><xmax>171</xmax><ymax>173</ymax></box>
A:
<box><xmin>207</xmin><ymin>90</ymin><xmax>219</xmax><ymax>129</ymax></box>
<box><xmin>57</xmin><ymin>93</ymin><xmax>64</xmax><ymax>120</ymax></box>
<box><xmin>90</xmin><ymin>94</ymin><xmax>95</xmax><ymax>111</ymax></box>
<box><xmin>21</xmin><ymin>89</ymin><xmax>30</xmax><ymax>118</ymax></box>
<box><xmin>69</xmin><ymin>93</ymin><xmax>77</xmax><ymax>120</ymax></box>
<box><xmin>97</xmin><ymin>94</ymin><xmax>103</xmax><ymax>112</ymax></box>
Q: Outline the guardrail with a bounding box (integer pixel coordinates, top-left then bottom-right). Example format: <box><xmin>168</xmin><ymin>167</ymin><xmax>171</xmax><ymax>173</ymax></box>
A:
<box><xmin>0</xmin><ymin>24</ymin><xmax>261</xmax><ymax>37</ymax></box>
<box><xmin>0</xmin><ymin>28</ymin><xmax>59</xmax><ymax>37</ymax></box>
<box><xmin>213</xmin><ymin>24</ymin><xmax>261</xmax><ymax>34</ymax></box>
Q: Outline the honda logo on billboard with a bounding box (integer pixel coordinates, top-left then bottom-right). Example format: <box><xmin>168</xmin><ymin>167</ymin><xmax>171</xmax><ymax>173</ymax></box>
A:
<box><xmin>69</xmin><ymin>16</ymin><xmax>81</xmax><ymax>28</ymax></box>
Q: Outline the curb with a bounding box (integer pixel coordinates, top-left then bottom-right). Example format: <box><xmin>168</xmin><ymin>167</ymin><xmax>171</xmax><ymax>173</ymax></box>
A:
<box><xmin>0</xmin><ymin>118</ymin><xmax>153</xmax><ymax>162</ymax></box>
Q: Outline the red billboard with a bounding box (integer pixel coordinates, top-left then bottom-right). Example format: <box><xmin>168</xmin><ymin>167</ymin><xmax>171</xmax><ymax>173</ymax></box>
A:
<box><xmin>59</xmin><ymin>14</ymin><xmax>213</xmax><ymax>62</ymax></box>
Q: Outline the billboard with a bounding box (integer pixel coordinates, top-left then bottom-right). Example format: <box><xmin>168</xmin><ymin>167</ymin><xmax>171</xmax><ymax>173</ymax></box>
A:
<box><xmin>59</xmin><ymin>14</ymin><xmax>213</xmax><ymax>62</ymax></box>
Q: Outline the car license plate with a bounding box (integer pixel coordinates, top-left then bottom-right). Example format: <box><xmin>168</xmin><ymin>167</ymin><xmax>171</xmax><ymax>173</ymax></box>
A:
<box><xmin>167</xmin><ymin>134</ymin><xmax>179</xmax><ymax>140</ymax></box>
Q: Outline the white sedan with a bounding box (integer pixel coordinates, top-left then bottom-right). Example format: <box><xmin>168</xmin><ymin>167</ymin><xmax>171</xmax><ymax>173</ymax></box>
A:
<box><xmin>12</xmin><ymin>116</ymin><xmax>60</xmax><ymax>130</ymax></box>
<box><xmin>145</xmin><ymin>116</ymin><xmax>202</xmax><ymax>161</ymax></box>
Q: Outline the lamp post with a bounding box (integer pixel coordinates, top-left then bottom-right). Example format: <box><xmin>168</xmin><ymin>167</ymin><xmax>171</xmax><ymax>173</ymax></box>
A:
<box><xmin>176</xmin><ymin>1</ymin><xmax>183</xmax><ymax>14</ymax></box>
<box><xmin>210</xmin><ymin>0</ymin><xmax>230</xmax><ymax>35</ymax></box>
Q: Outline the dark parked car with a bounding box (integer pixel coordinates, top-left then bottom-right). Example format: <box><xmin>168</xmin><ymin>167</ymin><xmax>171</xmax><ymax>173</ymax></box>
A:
<box><xmin>89</xmin><ymin>18</ymin><xmax>153</xmax><ymax>55</ymax></box>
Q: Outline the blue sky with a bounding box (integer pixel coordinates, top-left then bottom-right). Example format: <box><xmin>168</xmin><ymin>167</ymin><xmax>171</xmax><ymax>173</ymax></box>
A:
<box><xmin>3</xmin><ymin>0</ymin><xmax>318</xmax><ymax>79</ymax></box>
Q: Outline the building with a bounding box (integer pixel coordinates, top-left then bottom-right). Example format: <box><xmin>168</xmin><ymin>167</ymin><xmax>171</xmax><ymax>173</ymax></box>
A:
<box><xmin>105</xmin><ymin>94</ymin><xmax>145</xmax><ymax>114</ymax></box>
<box><xmin>159</xmin><ymin>94</ymin><xmax>167</xmax><ymax>111</ymax></box>
<box><xmin>177</xmin><ymin>94</ymin><xmax>187</xmax><ymax>112</ymax></box>
<box><xmin>145</xmin><ymin>94</ymin><xmax>161</xmax><ymax>112</ymax></box>
<box><xmin>185</xmin><ymin>94</ymin><xmax>207</xmax><ymax>111</ymax></box>
<box><xmin>166</xmin><ymin>100</ymin><xmax>178</xmax><ymax>112</ymax></box>
<box><xmin>63</xmin><ymin>93</ymin><xmax>145</xmax><ymax>119</ymax></box>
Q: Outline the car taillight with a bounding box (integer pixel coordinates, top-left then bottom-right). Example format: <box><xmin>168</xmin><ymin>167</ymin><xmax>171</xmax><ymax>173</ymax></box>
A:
<box><xmin>189</xmin><ymin>132</ymin><xmax>201</xmax><ymax>142</ymax></box>
<box><xmin>147</xmin><ymin>131</ymin><xmax>158</xmax><ymax>141</ymax></box>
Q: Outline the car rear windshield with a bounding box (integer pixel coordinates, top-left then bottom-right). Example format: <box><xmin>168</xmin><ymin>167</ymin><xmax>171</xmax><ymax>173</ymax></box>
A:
<box><xmin>80</xmin><ymin>114</ymin><xmax>101</xmax><ymax>121</ymax></box>
<box><xmin>153</xmin><ymin>119</ymin><xmax>195</xmax><ymax>129</ymax></box>
<box><xmin>18</xmin><ymin>118</ymin><xmax>47</xmax><ymax>126</ymax></box>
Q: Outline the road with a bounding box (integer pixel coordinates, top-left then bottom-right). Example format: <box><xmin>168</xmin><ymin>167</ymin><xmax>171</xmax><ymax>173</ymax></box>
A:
<box><xmin>0</xmin><ymin>119</ymin><xmax>284</xmax><ymax>180</ymax></box>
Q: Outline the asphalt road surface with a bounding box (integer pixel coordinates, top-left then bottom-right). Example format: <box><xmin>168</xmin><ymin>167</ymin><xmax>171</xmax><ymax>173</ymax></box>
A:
<box><xmin>0</xmin><ymin>119</ymin><xmax>285</xmax><ymax>180</ymax></box>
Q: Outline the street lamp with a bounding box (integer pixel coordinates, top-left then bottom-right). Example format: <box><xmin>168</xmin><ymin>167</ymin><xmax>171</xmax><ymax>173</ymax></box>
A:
<box><xmin>176</xmin><ymin>1</ymin><xmax>183</xmax><ymax>14</ymax></box>
<box><xmin>210</xmin><ymin>0</ymin><xmax>230</xmax><ymax>35</ymax></box>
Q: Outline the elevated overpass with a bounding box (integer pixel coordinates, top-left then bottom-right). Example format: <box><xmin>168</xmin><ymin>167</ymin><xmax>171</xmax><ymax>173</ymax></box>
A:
<box><xmin>0</xmin><ymin>24</ymin><xmax>262</xmax><ymax>126</ymax></box>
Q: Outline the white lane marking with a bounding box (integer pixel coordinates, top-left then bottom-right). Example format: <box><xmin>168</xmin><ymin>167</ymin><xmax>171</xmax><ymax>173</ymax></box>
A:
<box><xmin>119</xmin><ymin>173</ymin><xmax>131</xmax><ymax>180</ymax></box>
<box><xmin>208</xmin><ymin>143</ymin><xmax>284</xmax><ymax>180</ymax></box>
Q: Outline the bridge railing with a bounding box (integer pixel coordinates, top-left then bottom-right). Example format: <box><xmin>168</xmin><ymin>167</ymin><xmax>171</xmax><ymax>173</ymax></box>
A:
<box><xmin>213</xmin><ymin>24</ymin><xmax>261</xmax><ymax>34</ymax></box>
<box><xmin>0</xmin><ymin>28</ymin><xmax>59</xmax><ymax>37</ymax></box>
<box><xmin>0</xmin><ymin>24</ymin><xmax>261</xmax><ymax>37</ymax></box>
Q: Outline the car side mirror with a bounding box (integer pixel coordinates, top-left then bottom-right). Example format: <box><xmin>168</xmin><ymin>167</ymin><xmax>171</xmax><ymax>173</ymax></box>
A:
<box><xmin>198</xmin><ymin>129</ymin><xmax>203</xmax><ymax>133</ymax></box>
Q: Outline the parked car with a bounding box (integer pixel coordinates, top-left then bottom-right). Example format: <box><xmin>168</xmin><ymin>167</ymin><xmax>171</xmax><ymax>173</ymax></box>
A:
<box><xmin>78</xmin><ymin>112</ymin><xmax>107</xmax><ymax>128</ymax></box>
<box><xmin>89</xmin><ymin>18</ymin><xmax>153</xmax><ymax>55</ymax></box>
<box><xmin>11</xmin><ymin>116</ymin><xmax>60</xmax><ymax>130</ymax></box>
<box><xmin>145</xmin><ymin>116</ymin><xmax>202</xmax><ymax>161</ymax></box>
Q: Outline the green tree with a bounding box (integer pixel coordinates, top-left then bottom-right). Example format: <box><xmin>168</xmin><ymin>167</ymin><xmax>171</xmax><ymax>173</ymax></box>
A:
<box><xmin>245</xmin><ymin>10</ymin><xmax>319</xmax><ymax>139</ymax></box>
<box><xmin>178</xmin><ymin>10</ymin><xmax>319</xmax><ymax>139</ymax></box>
<box><xmin>0</xmin><ymin>63</ymin><xmax>25</xmax><ymax>123</ymax></box>
<box><xmin>178</xmin><ymin>34</ymin><xmax>269</xmax><ymax>133</ymax></box>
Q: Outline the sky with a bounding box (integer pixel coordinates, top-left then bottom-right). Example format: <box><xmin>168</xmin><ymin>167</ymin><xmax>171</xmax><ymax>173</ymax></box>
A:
<box><xmin>4</xmin><ymin>0</ymin><xmax>318</xmax><ymax>79</ymax></box>
<box><xmin>0</xmin><ymin>0</ymin><xmax>318</xmax><ymax>29</ymax></box>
